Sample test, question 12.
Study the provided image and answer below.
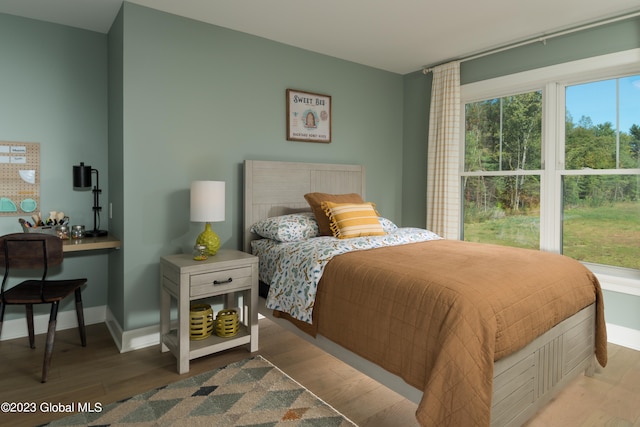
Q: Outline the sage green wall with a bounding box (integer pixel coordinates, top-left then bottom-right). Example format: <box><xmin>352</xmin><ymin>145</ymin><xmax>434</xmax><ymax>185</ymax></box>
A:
<box><xmin>107</xmin><ymin>7</ymin><xmax>126</xmax><ymax>328</ymax></box>
<box><xmin>116</xmin><ymin>3</ymin><xmax>404</xmax><ymax>330</ymax></box>
<box><xmin>401</xmin><ymin>70</ymin><xmax>431</xmax><ymax>228</ymax></box>
<box><xmin>401</xmin><ymin>15</ymin><xmax>640</xmax><ymax>333</ymax></box>
<box><xmin>0</xmin><ymin>14</ymin><xmax>110</xmax><ymax>322</ymax></box>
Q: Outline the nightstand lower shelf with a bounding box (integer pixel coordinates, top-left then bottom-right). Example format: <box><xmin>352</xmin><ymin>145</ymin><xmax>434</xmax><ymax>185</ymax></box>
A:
<box><xmin>162</xmin><ymin>328</ymin><xmax>251</xmax><ymax>360</ymax></box>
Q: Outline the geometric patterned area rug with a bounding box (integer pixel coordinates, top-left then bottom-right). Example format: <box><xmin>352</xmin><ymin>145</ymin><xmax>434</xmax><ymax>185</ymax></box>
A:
<box><xmin>43</xmin><ymin>356</ymin><xmax>356</xmax><ymax>426</ymax></box>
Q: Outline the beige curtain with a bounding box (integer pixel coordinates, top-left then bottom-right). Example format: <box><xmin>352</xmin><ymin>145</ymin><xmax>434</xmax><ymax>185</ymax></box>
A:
<box><xmin>426</xmin><ymin>61</ymin><xmax>461</xmax><ymax>239</ymax></box>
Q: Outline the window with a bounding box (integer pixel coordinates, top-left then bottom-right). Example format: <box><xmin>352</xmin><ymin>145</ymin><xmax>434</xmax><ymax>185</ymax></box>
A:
<box><xmin>463</xmin><ymin>92</ymin><xmax>542</xmax><ymax>249</ymax></box>
<box><xmin>461</xmin><ymin>50</ymin><xmax>640</xmax><ymax>273</ymax></box>
<box><xmin>563</xmin><ymin>76</ymin><xmax>640</xmax><ymax>269</ymax></box>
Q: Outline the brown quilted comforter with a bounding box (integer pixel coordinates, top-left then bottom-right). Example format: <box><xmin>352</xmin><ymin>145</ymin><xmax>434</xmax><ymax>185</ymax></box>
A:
<box><xmin>283</xmin><ymin>239</ymin><xmax>607</xmax><ymax>426</ymax></box>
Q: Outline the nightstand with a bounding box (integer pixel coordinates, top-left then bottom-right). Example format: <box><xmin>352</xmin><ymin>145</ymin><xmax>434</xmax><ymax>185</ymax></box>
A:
<box><xmin>160</xmin><ymin>249</ymin><xmax>259</xmax><ymax>374</ymax></box>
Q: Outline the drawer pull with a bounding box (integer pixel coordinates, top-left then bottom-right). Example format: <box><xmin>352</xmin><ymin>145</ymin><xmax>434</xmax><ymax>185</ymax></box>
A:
<box><xmin>213</xmin><ymin>277</ymin><xmax>233</xmax><ymax>285</ymax></box>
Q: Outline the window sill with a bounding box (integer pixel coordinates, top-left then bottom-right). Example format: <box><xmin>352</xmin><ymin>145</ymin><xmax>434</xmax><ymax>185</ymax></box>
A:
<box><xmin>583</xmin><ymin>262</ymin><xmax>640</xmax><ymax>297</ymax></box>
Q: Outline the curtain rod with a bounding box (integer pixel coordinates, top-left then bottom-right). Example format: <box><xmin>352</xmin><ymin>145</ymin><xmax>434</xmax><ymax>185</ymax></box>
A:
<box><xmin>422</xmin><ymin>10</ymin><xmax>640</xmax><ymax>74</ymax></box>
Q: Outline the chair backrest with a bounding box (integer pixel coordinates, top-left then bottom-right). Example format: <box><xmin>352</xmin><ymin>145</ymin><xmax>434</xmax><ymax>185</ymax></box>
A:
<box><xmin>0</xmin><ymin>233</ymin><xmax>64</xmax><ymax>270</ymax></box>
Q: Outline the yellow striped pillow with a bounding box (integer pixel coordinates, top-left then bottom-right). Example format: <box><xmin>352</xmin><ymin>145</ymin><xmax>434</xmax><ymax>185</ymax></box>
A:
<box><xmin>321</xmin><ymin>201</ymin><xmax>386</xmax><ymax>239</ymax></box>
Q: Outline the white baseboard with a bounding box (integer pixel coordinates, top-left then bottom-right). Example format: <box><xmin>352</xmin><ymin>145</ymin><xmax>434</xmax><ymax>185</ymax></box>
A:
<box><xmin>0</xmin><ymin>305</ymin><xmax>160</xmax><ymax>353</ymax></box>
<box><xmin>103</xmin><ymin>310</ymin><xmax>266</xmax><ymax>353</ymax></box>
<box><xmin>0</xmin><ymin>305</ymin><xmax>106</xmax><ymax>341</ymax></box>
<box><xmin>104</xmin><ymin>307</ymin><xmax>159</xmax><ymax>353</ymax></box>
<box><xmin>606</xmin><ymin>322</ymin><xmax>640</xmax><ymax>352</ymax></box>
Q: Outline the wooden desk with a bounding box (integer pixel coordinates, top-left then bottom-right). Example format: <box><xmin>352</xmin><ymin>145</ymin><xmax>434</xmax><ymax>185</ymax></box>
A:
<box><xmin>62</xmin><ymin>234</ymin><xmax>121</xmax><ymax>252</ymax></box>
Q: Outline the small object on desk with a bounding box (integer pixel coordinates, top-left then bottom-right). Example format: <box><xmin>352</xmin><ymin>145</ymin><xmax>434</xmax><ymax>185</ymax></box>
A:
<box><xmin>192</xmin><ymin>244</ymin><xmax>208</xmax><ymax>261</ymax></box>
<box><xmin>55</xmin><ymin>225</ymin><xmax>69</xmax><ymax>240</ymax></box>
<box><xmin>71</xmin><ymin>225</ymin><xmax>85</xmax><ymax>239</ymax></box>
<box><xmin>20</xmin><ymin>214</ymin><xmax>71</xmax><ymax>236</ymax></box>
<box><xmin>46</xmin><ymin>211</ymin><xmax>66</xmax><ymax>225</ymax></box>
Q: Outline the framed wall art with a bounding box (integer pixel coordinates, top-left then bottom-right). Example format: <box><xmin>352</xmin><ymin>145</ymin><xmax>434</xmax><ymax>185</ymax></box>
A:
<box><xmin>286</xmin><ymin>89</ymin><xmax>331</xmax><ymax>143</ymax></box>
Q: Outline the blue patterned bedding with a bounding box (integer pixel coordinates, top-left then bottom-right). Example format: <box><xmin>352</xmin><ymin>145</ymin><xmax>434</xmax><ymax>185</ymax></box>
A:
<box><xmin>251</xmin><ymin>228</ymin><xmax>441</xmax><ymax>323</ymax></box>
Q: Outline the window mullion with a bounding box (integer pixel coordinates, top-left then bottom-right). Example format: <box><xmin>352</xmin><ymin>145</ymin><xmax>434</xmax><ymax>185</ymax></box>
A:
<box><xmin>540</xmin><ymin>82</ymin><xmax>562</xmax><ymax>253</ymax></box>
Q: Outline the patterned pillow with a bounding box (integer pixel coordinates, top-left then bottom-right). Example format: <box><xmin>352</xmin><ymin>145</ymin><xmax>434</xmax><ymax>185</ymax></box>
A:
<box><xmin>378</xmin><ymin>217</ymin><xmax>398</xmax><ymax>233</ymax></box>
<box><xmin>304</xmin><ymin>192</ymin><xmax>365</xmax><ymax>236</ymax></box>
<box><xmin>321</xmin><ymin>201</ymin><xmax>386</xmax><ymax>239</ymax></box>
<box><xmin>250</xmin><ymin>212</ymin><xmax>319</xmax><ymax>242</ymax></box>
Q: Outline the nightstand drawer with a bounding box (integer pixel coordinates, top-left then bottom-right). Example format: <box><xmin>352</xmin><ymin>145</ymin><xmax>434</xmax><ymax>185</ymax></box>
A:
<box><xmin>190</xmin><ymin>266</ymin><xmax>253</xmax><ymax>297</ymax></box>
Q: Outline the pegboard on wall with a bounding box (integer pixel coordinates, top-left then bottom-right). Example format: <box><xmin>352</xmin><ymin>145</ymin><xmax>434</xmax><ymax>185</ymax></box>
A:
<box><xmin>0</xmin><ymin>141</ymin><xmax>40</xmax><ymax>217</ymax></box>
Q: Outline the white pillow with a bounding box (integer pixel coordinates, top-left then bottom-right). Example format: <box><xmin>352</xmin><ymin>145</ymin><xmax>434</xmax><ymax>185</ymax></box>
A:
<box><xmin>250</xmin><ymin>212</ymin><xmax>319</xmax><ymax>242</ymax></box>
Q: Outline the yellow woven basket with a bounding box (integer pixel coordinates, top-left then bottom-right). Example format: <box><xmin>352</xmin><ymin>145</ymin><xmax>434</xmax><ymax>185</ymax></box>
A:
<box><xmin>189</xmin><ymin>304</ymin><xmax>214</xmax><ymax>340</ymax></box>
<box><xmin>215</xmin><ymin>308</ymin><xmax>239</xmax><ymax>338</ymax></box>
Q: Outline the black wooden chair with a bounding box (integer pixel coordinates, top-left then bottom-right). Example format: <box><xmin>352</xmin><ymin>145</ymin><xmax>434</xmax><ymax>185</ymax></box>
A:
<box><xmin>0</xmin><ymin>233</ymin><xmax>87</xmax><ymax>382</ymax></box>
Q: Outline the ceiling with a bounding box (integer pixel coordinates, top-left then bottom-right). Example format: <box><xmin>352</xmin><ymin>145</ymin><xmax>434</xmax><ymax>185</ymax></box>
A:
<box><xmin>1</xmin><ymin>0</ymin><xmax>639</xmax><ymax>74</ymax></box>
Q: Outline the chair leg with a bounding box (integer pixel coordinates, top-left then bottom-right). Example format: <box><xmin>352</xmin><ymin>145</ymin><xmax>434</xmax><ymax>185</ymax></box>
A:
<box><xmin>41</xmin><ymin>302</ymin><xmax>59</xmax><ymax>383</ymax></box>
<box><xmin>26</xmin><ymin>304</ymin><xmax>35</xmax><ymax>349</ymax></box>
<box><xmin>75</xmin><ymin>288</ymin><xmax>86</xmax><ymax>347</ymax></box>
<box><xmin>0</xmin><ymin>301</ymin><xmax>5</xmax><ymax>337</ymax></box>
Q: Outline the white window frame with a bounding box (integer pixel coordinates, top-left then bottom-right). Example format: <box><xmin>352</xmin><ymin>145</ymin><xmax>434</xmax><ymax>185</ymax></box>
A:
<box><xmin>460</xmin><ymin>48</ymin><xmax>640</xmax><ymax>295</ymax></box>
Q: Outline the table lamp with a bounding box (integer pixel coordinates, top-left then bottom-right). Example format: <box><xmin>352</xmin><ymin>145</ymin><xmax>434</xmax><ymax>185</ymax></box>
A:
<box><xmin>190</xmin><ymin>181</ymin><xmax>225</xmax><ymax>255</ymax></box>
<box><xmin>73</xmin><ymin>162</ymin><xmax>108</xmax><ymax>237</ymax></box>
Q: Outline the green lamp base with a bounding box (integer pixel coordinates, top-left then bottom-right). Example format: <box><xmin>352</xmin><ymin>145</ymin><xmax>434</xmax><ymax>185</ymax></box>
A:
<box><xmin>196</xmin><ymin>222</ymin><xmax>220</xmax><ymax>255</ymax></box>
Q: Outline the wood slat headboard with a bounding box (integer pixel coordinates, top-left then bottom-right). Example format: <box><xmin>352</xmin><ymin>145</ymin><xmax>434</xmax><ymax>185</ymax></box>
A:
<box><xmin>243</xmin><ymin>160</ymin><xmax>365</xmax><ymax>252</ymax></box>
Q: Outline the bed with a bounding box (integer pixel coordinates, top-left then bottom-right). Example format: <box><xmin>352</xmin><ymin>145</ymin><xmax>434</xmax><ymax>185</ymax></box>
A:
<box><xmin>243</xmin><ymin>159</ymin><xmax>607</xmax><ymax>427</ymax></box>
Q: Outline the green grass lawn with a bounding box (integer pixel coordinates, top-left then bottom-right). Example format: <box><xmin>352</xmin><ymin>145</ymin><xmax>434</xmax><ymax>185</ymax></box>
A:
<box><xmin>464</xmin><ymin>202</ymin><xmax>639</xmax><ymax>269</ymax></box>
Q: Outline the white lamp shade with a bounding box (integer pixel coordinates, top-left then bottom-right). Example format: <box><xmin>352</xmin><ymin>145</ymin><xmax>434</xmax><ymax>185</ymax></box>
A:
<box><xmin>190</xmin><ymin>181</ymin><xmax>225</xmax><ymax>222</ymax></box>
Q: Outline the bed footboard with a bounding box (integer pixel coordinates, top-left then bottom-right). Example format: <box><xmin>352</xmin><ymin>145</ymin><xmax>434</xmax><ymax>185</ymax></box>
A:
<box><xmin>491</xmin><ymin>303</ymin><xmax>596</xmax><ymax>426</ymax></box>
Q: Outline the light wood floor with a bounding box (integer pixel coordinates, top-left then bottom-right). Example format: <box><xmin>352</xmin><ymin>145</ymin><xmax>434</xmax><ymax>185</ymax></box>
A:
<box><xmin>0</xmin><ymin>318</ymin><xmax>639</xmax><ymax>427</ymax></box>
